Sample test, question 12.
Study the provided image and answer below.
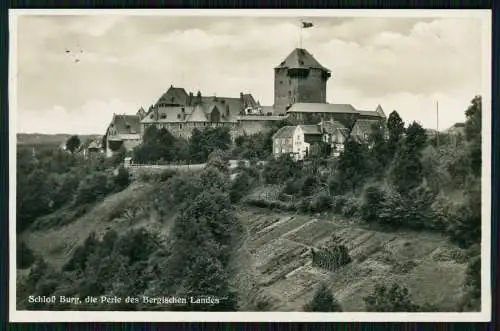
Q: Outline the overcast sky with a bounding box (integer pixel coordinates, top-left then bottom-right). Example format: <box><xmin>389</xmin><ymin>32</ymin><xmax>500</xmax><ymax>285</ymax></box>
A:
<box><xmin>13</xmin><ymin>11</ymin><xmax>488</xmax><ymax>134</ymax></box>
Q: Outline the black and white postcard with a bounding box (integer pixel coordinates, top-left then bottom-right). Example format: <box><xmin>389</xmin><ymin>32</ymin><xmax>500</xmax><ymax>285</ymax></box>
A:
<box><xmin>9</xmin><ymin>9</ymin><xmax>492</xmax><ymax>322</ymax></box>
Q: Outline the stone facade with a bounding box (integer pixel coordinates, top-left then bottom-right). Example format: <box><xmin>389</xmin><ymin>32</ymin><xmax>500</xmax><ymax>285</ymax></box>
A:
<box><xmin>274</xmin><ymin>48</ymin><xmax>331</xmax><ymax>114</ymax></box>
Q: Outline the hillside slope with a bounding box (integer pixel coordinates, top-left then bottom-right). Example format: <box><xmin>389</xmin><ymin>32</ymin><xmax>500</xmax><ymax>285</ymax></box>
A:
<box><xmin>20</xmin><ymin>183</ymin><xmax>469</xmax><ymax>312</ymax></box>
<box><xmin>232</xmin><ymin>206</ymin><xmax>468</xmax><ymax>312</ymax></box>
<box><xmin>21</xmin><ymin>181</ymin><xmax>172</xmax><ymax>270</ymax></box>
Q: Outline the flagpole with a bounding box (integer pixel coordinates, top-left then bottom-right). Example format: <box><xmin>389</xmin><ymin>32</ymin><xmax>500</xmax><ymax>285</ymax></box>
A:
<box><xmin>299</xmin><ymin>20</ymin><xmax>303</xmax><ymax>48</ymax></box>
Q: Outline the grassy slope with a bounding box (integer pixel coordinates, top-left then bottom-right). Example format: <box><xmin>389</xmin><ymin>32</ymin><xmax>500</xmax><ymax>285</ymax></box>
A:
<box><xmin>21</xmin><ymin>180</ymin><xmax>468</xmax><ymax>312</ymax></box>
<box><xmin>21</xmin><ymin>181</ymin><xmax>175</xmax><ymax>270</ymax></box>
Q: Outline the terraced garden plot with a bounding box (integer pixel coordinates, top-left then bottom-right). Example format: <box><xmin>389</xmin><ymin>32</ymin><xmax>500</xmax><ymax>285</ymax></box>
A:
<box><xmin>259</xmin><ymin>252</ymin><xmax>309</xmax><ymax>287</ymax></box>
<box><xmin>250</xmin><ymin>216</ymin><xmax>313</xmax><ymax>249</ymax></box>
<box><xmin>283</xmin><ymin>220</ymin><xmax>342</xmax><ymax>246</ymax></box>
<box><xmin>253</xmin><ymin>237</ymin><xmax>301</xmax><ymax>267</ymax></box>
<box><xmin>267</xmin><ymin>271</ymin><xmax>324</xmax><ymax>302</ymax></box>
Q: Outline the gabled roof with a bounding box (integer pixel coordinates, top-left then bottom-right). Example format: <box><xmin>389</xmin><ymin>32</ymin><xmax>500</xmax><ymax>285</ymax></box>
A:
<box><xmin>156</xmin><ymin>86</ymin><xmax>189</xmax><ymax>106</ymax></box>
<box><xmin>319</xmin><ymin>120</ymin><xmax>349</xmax><ymax>135</ymax></box>
<box><xmin>110</xmin><ymin>114</ymin><xmax>141</xmax><ymax>135</ymax></box>
<box><xmin>299</xmin><ymin>124</ymin><xmax>322</xmax><ymax>135</ymax></box>
<box><xmin>142</xmin><ymin>106</ymin><xmax>194</xmax><ymax>123</ymax></box>
<box><xmin>272</xmin><ymin>126</ymin><xmax>296</xmax><ymax>139</ymax></box>
<box><xmin>87</xmin><ymin>139</ymin><xmax>103</xmax><ymax>149</ymax></box>
<box><xmin>242</xmin><ymin>93</ymin><xmax>257</xmax><ymax>108</ymax></box>
<box><xmin>350</xmin><ymin>119</ymin><xmax>379</xmax><ymax>137</ymax></box>
<box><xmin>287</xmin><ymin>103</ymin><xmax>358</xmax><ymax>114</ymax></box>
<box><xmin>276</xmin><ymin>48</ymin><xmax>330</xmax><ymax>72</ymax></box>
<box><xmin>186</xmin><ymin>105</ymin><xmax>209</xmax><ymax>122</ymax></box>
<box><xmin>375</xmin><ymin>104</ymin><xmax>386</xmax><ymax>118</ymax></box>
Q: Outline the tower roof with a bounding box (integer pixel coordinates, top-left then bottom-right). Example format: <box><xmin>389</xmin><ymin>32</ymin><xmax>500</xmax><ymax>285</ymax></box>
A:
<box><xmin>275</xmin><ymin>48</ymin><xmax>330</xmax><ymax>72</ymax></box>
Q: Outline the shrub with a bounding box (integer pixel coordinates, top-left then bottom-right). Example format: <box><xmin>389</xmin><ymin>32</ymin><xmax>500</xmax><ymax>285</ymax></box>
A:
<box><xmin>230</xmin><ymin>172</ymin><xmax>252</xmax><ymax>203</ymax></box>
<box><xmin>17</xmin><ymin>240</ymin><xmax>36</xmax><ymax>269</ymax></box>
<box><xmin>113</xmin><ymin>166</ymin><xmax>130</xmax><ymax>191</ymax></box>
<box><xmin>341</xmin><ymin>196</ymin><xmax>359</xmax><ymax>218</ymax></box>
<box><xmin>74</xmin><ymin>171</ymin><xmax>114</xmax><ymax>205</ymax></box>
<box><xmin>303</xmin><ymin>283</ymin><xmax>342</xmax><ymax>312</ymax></box>
<box><xmin>331</xmin><ymin>195</ymin><xmax>347</xmax><ymax>214</ymax></box>
<box><xmin>364</xmin><ymin>283</ymin><xmax>420</xmax><ymax>312</ymax></box>
<box><xmin>360</xmin><ymin>185</ymin><xmax>385</xmax><ymax>223</ymax></box>
<box><xmin>309</xmin><ymin>192</ymin><xmax>332</xmax><ymax>213</ymax></box>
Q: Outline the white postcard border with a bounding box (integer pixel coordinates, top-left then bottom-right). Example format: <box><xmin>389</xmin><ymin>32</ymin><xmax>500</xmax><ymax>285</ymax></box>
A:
<box><xmin>8</xmin><ymin>8</ymin><xmax>493</xmax><ymax>323</ymax></box>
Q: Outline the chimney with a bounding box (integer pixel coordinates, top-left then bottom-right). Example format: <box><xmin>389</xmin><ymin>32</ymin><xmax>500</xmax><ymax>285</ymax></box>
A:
<box><xmin>240</xmin><ymin>92</ymin><xmax>243</xmax><ymax>100</ymax></box>
<box><xmin>189</xmin><ymin>92</ymin><xmax>193</xmax><ymax>105</ymax></box>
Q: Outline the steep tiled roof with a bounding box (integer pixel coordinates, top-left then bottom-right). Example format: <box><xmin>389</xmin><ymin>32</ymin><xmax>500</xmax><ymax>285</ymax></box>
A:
<box><xmin>299</xmin><ymin>124</ymin><xmax>322</xmax><ymax>135</ymax></box>
<box><xmin>350</xmin><ymin>119</ymin><xmax>379</xmax><ymax>138</ymax></box>
<box><xmin>276</xmin><ymin>48</ymin><xmax>330</xmax><ymax>72</ymax></box>
<box><xmin>156</xmin><ymin>86</ymin><xmax>189</xmax><ymax>106</ymax></box>
<box><xmin>272</xmin><ymin>126</ymin><xmax>296</xmax><ymax>139</ymax></box>
<box><xmin>287</xmin><ymin>103</ymin><xmax>358</xmax><ymax>114</ymax></box>
<box><xmin>186</xmin><ymin>105</ymin><xmax>209</xmax><ymax>122</ymax></box>
<box><xmin>319</xmin><ymin>120</ymin><xmax>349</xmax><ymax>136</ymax></box>
<box><xmin>143</xmin><ymin>106</ymin><xmax>194</xmax><ymax>123</ymax></box>
<box><xmin>111</xmin><ymin>114</ymin><xmax>141</xmax><ymax>134</ymax></box>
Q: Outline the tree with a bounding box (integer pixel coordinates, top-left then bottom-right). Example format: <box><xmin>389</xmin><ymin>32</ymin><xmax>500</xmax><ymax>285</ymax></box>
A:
<box><xmin>464</xmin><ymin>96</ymin><xmax>481</xmax><ymax>177</ymax></box>
<box><xmin>405</xmin><ymin>121</ymin><xmax>428</xmax><ymax>153</ymax></box>
<box><xmin>364</xmin><ymin>283</ymin><xmax>420</xmax><ymax>312</ymax></box>
<box><xmin>368</xmin><ymin>121</ymin><xmax>389</xmax><ymax>173</ymax></box>
<box><xmin>66</xmin><ymin>135</ymin><xmax>81</xmax><ymax>153</ymax></box>
<box><xmin>113</xmin><ymin>166</ymin><xmax>130</xmax><ymax>191</ymax></box>
<box><xmin>386</xmin><ymin>111</ymin><xmax>405</xmax><ymax>159</ymax></box>
<box><xmin>465</xmin><ymin>95</ymin><xmax>481</xmax><ymax>142</ymax></box>
<box><xmin>360</xmin><ymin>185</ymin><xmax>385</xmax><ymax>223</ymax></box>
<box><xmin>336</xmin><ymin>138</ymin><xmax>370</xmax><ymax>192</ymax></box>
<box><xmin>230</xmin><ymin>172</ymin><xmax>252</xmax><ymax>203</ymax></box>
<box><xmin>303</xmin><ymin>283</ymin><xmax>342</xmax><ymax>312</ymax></box>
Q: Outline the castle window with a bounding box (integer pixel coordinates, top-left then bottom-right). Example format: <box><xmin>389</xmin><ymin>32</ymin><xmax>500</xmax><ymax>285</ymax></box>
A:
<box><xmin>289</xmin><ymin>79</ymin><xmax>291</xmax><ymax>85</ymax></box>
<box><xmin>160</xmin><ymin>114</ymin><xmax>166</xmax><ymax>119</ymax></box>
<box><xmin>288</xmin><ymin>90</ymin><xmax>291</xmax><ymax>97</ymax></box>
<box><xmin>280</xmin><ymin>80</ymin><xmax>283</xmax><ymax>84</ymax></box>
<box><xmin>179</xmin><ymin>124</ymin><xmax>183</xmax><ymax>129</ymax></box>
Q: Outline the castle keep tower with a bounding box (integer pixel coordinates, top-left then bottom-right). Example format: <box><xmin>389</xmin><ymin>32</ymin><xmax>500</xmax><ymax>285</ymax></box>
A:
<box><xmin>273</xmin><ymin>48</ymin><xmax>331</xmax><ymax>114</ymax></box>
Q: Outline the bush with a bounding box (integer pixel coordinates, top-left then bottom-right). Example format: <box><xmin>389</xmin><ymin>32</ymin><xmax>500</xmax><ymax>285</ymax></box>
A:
<box><xmin>303</xmin><ymin>283</ymin><xmax>342</xmax><ymax>312</ymax></box>
<box><xmin>360</xmin><ymin>185</ymin><xmax>385</xmax><ymax>223</ymax></box>
<box><xmin>17</xmin><ymin>241</ymin><xmax>36</xmax><ymax>269</ymax></box>
<box><xmin>230</xmin><ymin>172</ymin><xmax>252</xmax><ymax>203</ymax></box>
<box><xmin>74</xmin><ymin>171</ymin><xmax>114</xmax><ymax>205</ymax></box>
<box><xmin>341</xmin><ymin>196</ymin><xmax>359</xmax><ymax>218</ymax></box>
<box><xmin>113</xmin><ymin>167</ymin><xmax>130</xmax><ymax>191</ymax></box>
<box><xmin>364</xmin><ymin>283</ymin><xmax>420</xmax><ymax>312</ymax></box>
<box><xmin>309</xmin><ymin>192</ymin><xmax>332</xmax><ymax>213</ymax></box>
<box><xmin>331</xmin><ymin>195</ymin><xmax>347</xmax><ymax>214</ymax></box>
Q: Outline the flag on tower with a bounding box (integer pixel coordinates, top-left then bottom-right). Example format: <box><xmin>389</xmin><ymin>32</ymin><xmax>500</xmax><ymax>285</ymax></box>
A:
<box><xmin>302</xmin><ymin>21</ymin><xmax>314</xmax><ymax>28</ymax></box>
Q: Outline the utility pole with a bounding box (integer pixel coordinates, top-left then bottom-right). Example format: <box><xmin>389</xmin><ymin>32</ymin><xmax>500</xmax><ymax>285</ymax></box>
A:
<box><xmin>436</xmin><ymin>100</ymin><xmax>439</xmax><ymax>148</ymax></box>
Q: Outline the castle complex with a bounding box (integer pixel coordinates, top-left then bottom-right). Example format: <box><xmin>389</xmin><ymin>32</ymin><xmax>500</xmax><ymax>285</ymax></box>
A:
<box><xmin>104</xmin><ymin>47</ymin><xmax>386</xmax><ymax>158</ymax></box>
